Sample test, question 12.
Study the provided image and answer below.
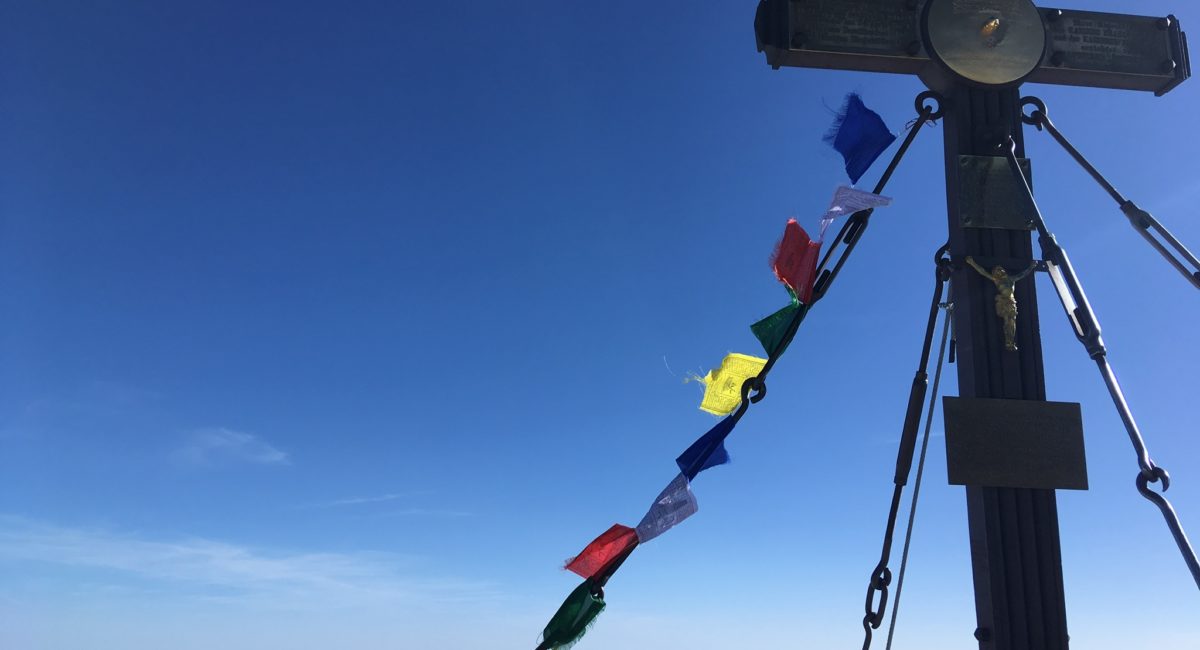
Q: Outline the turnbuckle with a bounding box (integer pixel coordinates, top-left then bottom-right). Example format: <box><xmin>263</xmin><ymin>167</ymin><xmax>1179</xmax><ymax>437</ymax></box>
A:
<box><xmin>998</xmin><ymin>136</ymin><xmax>1200</xmax><ymax>592</ymax></box>
<box><xmin>1020</xmin><ymin>96</ymin><xmax>1200</xmax><ymax>290</ymax></box>
<box><xmin>859</xmin><ymin>247</ymin><xmax>950</xmax><ymax>650</ymax></box>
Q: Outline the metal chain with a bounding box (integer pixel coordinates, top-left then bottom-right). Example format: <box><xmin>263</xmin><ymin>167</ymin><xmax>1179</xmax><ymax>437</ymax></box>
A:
<box><xmin>1000</xmin><ymin>136</ymin><xmax>1200</xmax><ymax>592</ymax></box>
<box><xmin>862</xmin><ymin>246</ymin><xmax>952</xmax><ymax>650</ymax></box>
<box><xmin>1019</xmin><ymin>96</ymin><xmax>1200</xmax><ymax>290</ymax></box>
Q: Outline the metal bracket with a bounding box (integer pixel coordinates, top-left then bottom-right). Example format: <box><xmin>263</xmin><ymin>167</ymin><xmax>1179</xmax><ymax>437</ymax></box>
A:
<box><xmin>957</xmin><ymin>155</ymin><xmax>1036</xmax><ymax>231</ymax></box>
<box><xmin>943</xmin><ymin>396</ymin><xmax>1088</xmax><ymax>490</ymax></box>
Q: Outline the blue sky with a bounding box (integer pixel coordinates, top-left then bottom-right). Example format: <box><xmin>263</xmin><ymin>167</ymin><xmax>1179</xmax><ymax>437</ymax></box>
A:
<box><xmin>2</xmin><ymin>1</ymin><xmax>1198</xmax><ymax>648</ymax></box>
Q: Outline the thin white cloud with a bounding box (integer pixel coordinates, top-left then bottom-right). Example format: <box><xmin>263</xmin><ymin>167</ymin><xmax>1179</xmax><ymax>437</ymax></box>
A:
<box><xmin>296</xmin><ymin>494</ymin><xmax>472</xmax><ymax>517</ymax></box>
<box><xmin>175</xmin><ymin>428</ymin><xmax>290</xmax><ymax>467</ymax></box>
<box><xmin>0</xmin><ymin>516</ymin><xmax>493</xmax><ymax>609</ymax></box>
<box><xmin>302</xmin><ymin>492</ymin><xmax>428</xmax><ymax>509</ymax></box>
<box><xmin>379</xmin><ymin>508</ymin><xmax>473</xmax><ymax>518</ymax></box>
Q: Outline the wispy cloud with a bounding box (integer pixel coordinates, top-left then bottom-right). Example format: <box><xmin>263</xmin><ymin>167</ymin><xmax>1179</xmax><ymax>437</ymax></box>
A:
<box><xmin>302</xmin><ymin>492</ymin><xmax>428</xmax><ymax>509</ymax></box>
<box><xmin>379</xmin><ymin>508</ymin><xmax>473</xmax><ymax>518</ymax></box>
<box><xmin>0</xmin><ymin>516</ymin><xmax>493</xmax><ymax>609</ymax></box>
<box><xmin>175</xmin><ymin>428</ymin><xmax>290</xmax><ymax>467</ymax></box>
<box><xmin>0</xmin><ymin>381</ymin><xmax>164</xmax><ymax>441</ymax></box>
<box><xmin>296</xmin><ymin>493</ymin><xmax>472</xmax><ymax>518</ymax></box>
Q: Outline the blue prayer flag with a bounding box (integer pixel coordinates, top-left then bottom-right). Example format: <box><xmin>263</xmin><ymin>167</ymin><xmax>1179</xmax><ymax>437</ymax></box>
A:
<box><xmin>823</xmin><ymin>93</ymin><xmax>896</xmax><ymax>185</ymax></box>
<box><xmin>676</xmin><ymin>417</ymin><xmax>736</xmax><ymax>481</ymax></box>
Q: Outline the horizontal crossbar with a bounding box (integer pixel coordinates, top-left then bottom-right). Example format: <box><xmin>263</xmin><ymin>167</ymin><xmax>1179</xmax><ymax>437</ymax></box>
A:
<box><xmin>754</xmin><ymin>0</ymin><xmax>1190</xmax><ymax>95</ymax></box>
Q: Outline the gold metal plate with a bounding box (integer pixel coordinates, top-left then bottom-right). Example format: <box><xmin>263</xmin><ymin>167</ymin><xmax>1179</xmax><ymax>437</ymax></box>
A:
<box><xmin>924</xmin><ymin>0</ymin><xmax>1046</xmax><ymax>86</ymax></box>
<box><xmin>957</xmin><ymin>155</ymin><xmax>1035</xmax><ymax>231</ymax></box>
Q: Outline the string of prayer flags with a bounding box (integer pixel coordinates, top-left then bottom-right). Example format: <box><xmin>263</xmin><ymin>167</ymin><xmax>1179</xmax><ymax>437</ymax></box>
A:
<box><xmin>565</xmin><ymin>524</ymin><xmax>639</xmax><ymax>580</ymax></box>
<box><xmin>823</xmin><ymin>92</ymin><xmax>896</xmax><ymax>185</ymax></box>
<box><xmin>635</xmin><ymin>473</ymin><xmax>699</xmax><ymax>544</ymax></box>
<box><xmin>676</xmin><ymin>416</ymin><xmax>736</xmax><ymax>480</ymax></box>
<box><xmin>751</xmin><ymin>296</ymin><xmax>804</xmax><ymax>358</ymax></box>
<box><xmin>818</xmin><ymin>185</ymin><xmax>894</xmax><ymax>241</ymax></box>
<box><xmin>694</xmin><ymin>352</ymin><xmax>768</xmax><ymax>415</ymax></box>
<box><xmin>771</xmin><ymin>219</ymin><xmax>822</xmax><ymax>304</ymax></box>
<box><xmin>534</xmin><ymin>132</ymin><xmax>905</xmax><ymax>645</ymax></box>
<box><xmin>536</xmin><ymin>580</ymin><xmax>606</xmax><ymax>650</ymax></box>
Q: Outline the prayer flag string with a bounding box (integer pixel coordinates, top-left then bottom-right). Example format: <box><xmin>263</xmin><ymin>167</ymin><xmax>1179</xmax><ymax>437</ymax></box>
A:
<box><xmin>532</xmin><ymin>94</ymin><xmax>896</xmax><ymax>650</ymax></box>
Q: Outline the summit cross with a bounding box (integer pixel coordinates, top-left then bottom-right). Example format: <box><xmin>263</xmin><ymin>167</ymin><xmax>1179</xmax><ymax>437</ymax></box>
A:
<box><xmin>754</xmin><ymin>2</ymin><xmax>1189</xmax><ymax>649</ymax></box>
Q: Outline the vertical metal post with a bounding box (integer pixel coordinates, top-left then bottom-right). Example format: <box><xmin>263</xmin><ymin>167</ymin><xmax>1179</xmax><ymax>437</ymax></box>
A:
<box><xmin>941</xmin><ymin>84</ymin><xmax>1070</xmax><ymax>650</ymax></box>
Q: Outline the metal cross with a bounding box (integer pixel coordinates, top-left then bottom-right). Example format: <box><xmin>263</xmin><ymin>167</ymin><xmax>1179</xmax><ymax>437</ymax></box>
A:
<box><xmin>754</xmin><ymin>2</ymin><xmax>1189</xmax><ymax>649</ymax></box>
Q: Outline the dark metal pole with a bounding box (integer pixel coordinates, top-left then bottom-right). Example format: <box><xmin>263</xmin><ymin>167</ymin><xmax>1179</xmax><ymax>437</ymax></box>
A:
<box><xmin>941</xmin><ymin>84</ymin><xmax>1070</xmax><ymax>650</ymax></box>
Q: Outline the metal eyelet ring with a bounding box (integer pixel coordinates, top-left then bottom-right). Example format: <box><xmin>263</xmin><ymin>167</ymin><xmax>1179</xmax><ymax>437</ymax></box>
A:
<box><xmin>914</xmin><ymin>90</ymin><xmax>945</xmax><ymax>120</ymax></box>
<box><xmin>741</xmin><ymin>376</ymin><xmax>767</xmax><ymax>404</ymax></box>
<box><xmin>1138</xmin><ymin>465</ymin><xmax>1172</xmax><ymax>493</ymax></box>
<box><xmin>1020</xmin><ymin>96</ymin><xmax>1048</xmax><ymax>126</ymax></box>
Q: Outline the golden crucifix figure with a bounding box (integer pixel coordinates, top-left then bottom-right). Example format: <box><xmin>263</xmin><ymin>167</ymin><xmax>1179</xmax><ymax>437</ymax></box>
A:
<box><xmin>965</xmin><ymin>256</ymin><xmax>1038</xmax><ymax>351</ymax></box>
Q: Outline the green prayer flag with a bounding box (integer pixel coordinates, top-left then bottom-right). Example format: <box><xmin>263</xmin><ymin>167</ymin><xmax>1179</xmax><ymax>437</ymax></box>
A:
<box><xmin>750</xmin><ymin>299</ymin><xmax>805</xmax><ymax>357</ymax></box>
<box><xmin>748</xmin><ymin>299</ymin><xmax>806</xmax><ymax>359</ymax></box>
<box><xmin>538</xmin><ymin>580</ymin><xmax>606</xmax><ymax>650</ymax></box>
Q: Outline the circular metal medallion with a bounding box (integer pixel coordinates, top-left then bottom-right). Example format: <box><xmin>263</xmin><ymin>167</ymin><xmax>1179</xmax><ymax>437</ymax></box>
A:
<box><xmin>922</xmin><ymin>0</ymin><xmax>1046</xmax><ymax>87</ymax></box>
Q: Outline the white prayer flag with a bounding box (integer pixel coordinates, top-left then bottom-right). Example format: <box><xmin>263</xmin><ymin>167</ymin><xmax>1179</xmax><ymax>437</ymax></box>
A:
<box><xmin>635</xmin><ymin>473</ymin><xmax>699</xmax><ymax>544</ymax></box>
<box><xmin>819</xmin><ymin>185</ymin><xmax>893</xmax><ymax>241</ymax></box>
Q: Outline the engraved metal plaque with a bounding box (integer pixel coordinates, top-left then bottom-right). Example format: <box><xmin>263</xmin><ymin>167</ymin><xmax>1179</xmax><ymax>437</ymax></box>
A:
<box><xmin>943</xmin><ymin>397</ymin><xmax>1088</xmax><ymax>490</ymax></box>
<box><xmin>755</xmin><ymin>0</ymin><xmax>1190</xmax><ymax>94</ymax></box>
<box><xmin>957</xmin><ymin>155</ymin><xmax>1035</xmax><ymax>230</ymax></box>
<box><xmin>756</xmin><ymin>0</ymin><xmax>926</xmax><ymax>76</ymax></box>
<box><xmin>791</xmin><ymin>0</ymin><xmax>918</xmax><ymax>56</ymax></box>
<box><xmin>1032</xmin><ymin>10</ymin><xmax>1191</xmax><ymax>95</ymax></box>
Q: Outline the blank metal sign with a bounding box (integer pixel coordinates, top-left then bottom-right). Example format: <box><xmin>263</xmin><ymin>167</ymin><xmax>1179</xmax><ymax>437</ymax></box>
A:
<box><xmin>943</xmin><ymin>396</ymin><xmax>1088</xmax><ymax>491</ymax></box>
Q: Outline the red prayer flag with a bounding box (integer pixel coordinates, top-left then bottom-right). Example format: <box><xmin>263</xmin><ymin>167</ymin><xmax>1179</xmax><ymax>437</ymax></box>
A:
<box><xmin>771</xmin><ymin>219</ymin><xmax>823</xmax><ymax>303</ymax></box>
<box><xmin>564</xmin><ymin>524</ymin><xmax>638</xmax><ymax>580</ymax></box>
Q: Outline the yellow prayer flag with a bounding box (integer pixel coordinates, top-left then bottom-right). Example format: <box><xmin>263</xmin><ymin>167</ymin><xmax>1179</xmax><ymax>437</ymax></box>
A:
<box><xmin>696</xmin><ymin>353</ymin><xmax>768</xmax><ymax>415</ymax></box>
